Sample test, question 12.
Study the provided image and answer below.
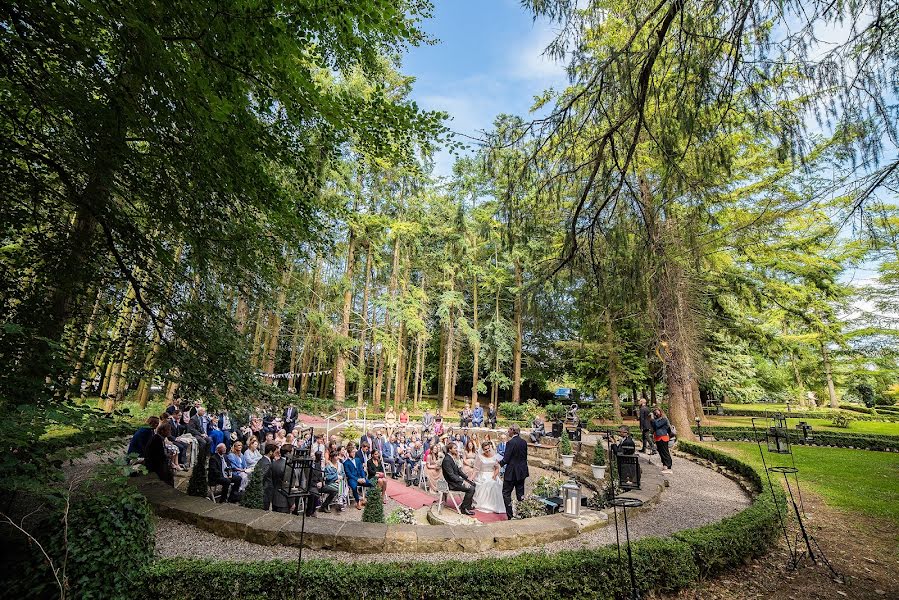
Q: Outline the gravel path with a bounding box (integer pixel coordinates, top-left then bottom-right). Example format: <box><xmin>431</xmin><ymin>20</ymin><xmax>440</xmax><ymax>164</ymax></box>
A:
<box><xmin>154</xmin><ymin>454</ymin><xmax>750</xmax><ymax>563</ymax></box>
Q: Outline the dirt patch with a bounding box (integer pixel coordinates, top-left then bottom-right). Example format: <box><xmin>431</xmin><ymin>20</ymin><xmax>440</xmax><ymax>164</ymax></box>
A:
<box><xmin>664</xmin><ymin>492</ymin><xmax>899</xmax><ymax>600</ymax></box>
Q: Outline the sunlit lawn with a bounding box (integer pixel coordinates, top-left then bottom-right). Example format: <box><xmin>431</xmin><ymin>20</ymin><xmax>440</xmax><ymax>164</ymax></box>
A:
<box><xmin>703</xmin><ymin>415</ymin><xmax>899</xmax><ymax>436</ymax></box>
<box><xmin>707</xmin><ymin>442</ymin><xmax>899</xmax><ymax>525</ymax></box>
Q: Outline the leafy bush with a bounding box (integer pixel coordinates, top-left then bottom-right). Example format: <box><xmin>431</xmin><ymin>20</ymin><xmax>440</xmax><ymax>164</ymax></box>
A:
<box><xmin>533</xmin><ymin>475</ymin><xmax>564</xmax><ymax>498</ymax></box>
<box><xmin>560</xmin><ymin>429</ymin><xmax>572</xmax><ymax>455</ymax></box>
<box><xmin>522</xmin><ymin>399</ymin><xmax>541</xmax><ymax>423</ymax></box>
<box><xmin>498</xmin><ymin>402</ymin><xmax>525</xmax><ymax>421</ymax></box>
<box><xmin>386</xmin><ymin>507</ymin><xmax>414</xmax><ymax>524</ymax></box>
<box><xmin>689</xmin><ymin>426</ymin><xmax>899</xmax><ymax>451</ymax></box>
<box><xmin>593</xmin><ymin>443</ymin><xmax>606</xmax><ymax>466</ymax></box>
<box><xmin>839</xmin><ymin>404</ymin><xmax>875</xmax><ymax>415</ymax></box>
<box><xmin>239</xmin><ymin>462</ymin><xmax>266</xmax><ymax>509</ymax></box>
<box><xmin>581</xmin><ymin>404</ymin><xmax>615</xmax><ymax>424</ymax></box>
<box><xmin>545</xmin><ymin>403</ymin><xmax>566</xmax><ymax>422</ymax></box>
<box><xmin>187</xmin><ymin>449</ymin><xmax>209</xmax><ymax>497</ymax></box>
<box><xmin>361</xmin><ymin>481</ymin><xmax>384</xmax><ymax>523</ymax></box>
<box><xmin>340</xmin><ymin>423</ymin><xmax>361</xmax><ymax>444</ymax></box>
<box><xmin>514</xmin><ymin>496</ymin><xmax>548</xmax><ymax>519</ymax></box>
<box><xmin>830</xmin><ymin>413</ymin><xmax>852</xmax><ymax>428</ymax></box>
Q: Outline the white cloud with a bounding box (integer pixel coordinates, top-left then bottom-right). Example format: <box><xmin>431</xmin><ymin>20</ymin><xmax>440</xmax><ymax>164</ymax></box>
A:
<box><xmin>507</xmin><ymin>23</ymin><xmax>569</xmax><ymax>84</ymax></box>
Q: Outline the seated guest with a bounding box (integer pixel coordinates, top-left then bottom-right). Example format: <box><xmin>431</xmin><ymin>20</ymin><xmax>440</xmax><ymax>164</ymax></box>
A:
<box><xmin>384</xmin><ymin>408</ymin><xmax>397</xmax><ymax>436</ymax></box>
<box><xmin>358</xmin><ymin>440</ymin><xmax>371</xmax><ymax>463</ymax></box>
<box><xmin>441</xmin><ymin>442</ymin><xmax>476</xmax><ymax>516</ymax></box>
<box><xmin>343</xmin><ymin>444</ymin><xmax>371</xmax><ymax>509</ymax></box>
<box><xmin>226</xmin><ymin>441</ymin><xmax>249</xmax><ymax>492</ymax></box>
<box><xmin>187</xmin><ymin>407</ymin><xmax>211</xmax><ymax>449</ymax></box>
<box><xmin>322</xmin><ymin>452</ymin><xmax>343</xmax><ymax>512</ymax></box>
<box><xmin>144</xmin><ymin>421</ymin><xmax>174</xmax><ymax>486</ymax></box>
<box><xmin>269</xmin><ymin>444</ymin><xmax>293</xmax><ymax>513</ymax></box>
<box><xmin>487</xmin><ymin>405</ymin><xmax>497</xmax><ymax>429</ymax></box>
<box><xmin>403</xmin><ymin>441</ymin><xmax>424</xmax><ymax>486</ymax></box>
<box><xmin>160</xmin><ymin>413</ymin><xmax>187</xmax><ymax>470</ymax></box>
<box><xmin>433</xmin><ymin>411</ymin><xmax>444</xmax><ymax>436</ymax></box>
<box><xmin>165</xmin><ymin>397</ymin><xmax>179</xmax><ymax>415</ymax></box>
<box><xmin>399</xmin><ymin>407</ymin><xmax>409</xmax><ymax>426</ymax></box>
<box><xmin>382</xmin><ymin>434</ymin><xmax>401</xmax><ymax>479</ymax></box>
<box><xmin>366</xmin><ymin>448</ymin><xmax>389</xmax><ymax>504</ymax></box>
<box><xmin>243</xmin><ymin>436</ymin><xmax>263</xmax><ymax>469</ymax></box>
<box><xmin>496</xmin><ymin>434</ymin><xmax>508</xmax><ymax>457</ymax></box>
<box><xmin>208</xmin><ymin>419</ymin><xmax>225</xmax><ymax>453</ymax></box>
<box><xmin>218</xmin><ymin>409</ymin><xmax>233</xmax><ymax>449</ymax></box>
<box><xmin>311</xmin><ymin>433</ymin><xmax>326</xmax><ymax>457</ymax></box>
<box><xmin>127</xmin><ymin>416</ymin><xmax>160</xmax><ymax>458</ymax></box>
<box><xmin>472</xmin><ymin>403</ymin><xmax>484</xmax><ymax>427</ymax></box>
<box><xmin>250</xmin><ymin>414</ymin><xmax>264</xmax><ymax>443</ymax></box>
<box><xmin>459</xmin><ymin>405</ymin><xmax>471</xmax><ymax>427</ymax></box>
<box><xmin>529</xmin><ymin>417</ymin><xmax>545</xmax><ymax>444</ymax></box>
<box><xmin>208</xmin><ymin>443</ymin><xmax>241</xmax><ymax>502</ymax></box>
<box><xmin>421</xmin><ymin>408</ymin><xmax>434</xmax><ymax>436</ymax></box>
<box><xmin>264</xmin><ymin>431</ymin><xmax>276</xmax><ymax>449</ymax></box>
<box><xmin>424</xmin><ymin>445</ymin><xmax>442</xmax><ymax>492</ymax></box>
<box><xmin>304</xmin><ymin>451</ymin><xmax>326</xmax><ymax>517</ymax></box>
<box><xmin>462</xmin><ymin>438</ymin><xmax>478</xmax><ymax>479</ymax></box>
<box><xmin>611</xmin><ymin>426</ymin><xmax>636</xmax><ymax>456</ymax></box>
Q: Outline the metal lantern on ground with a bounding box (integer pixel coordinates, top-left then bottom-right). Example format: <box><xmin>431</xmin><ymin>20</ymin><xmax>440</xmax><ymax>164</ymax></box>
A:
<box><xmin>276</xmin><ymin>446</ymin><xmax>314</xmax><ymax>506</ymax></box>
<box><xmin>766</xmin><ymin>414</ymin><xmax>791</xmax><ymax>454</ymax></box>
<box><xmin>561</xmin><ymin>479</ymin><xmax>582</xmax><ymax>516</ymax></box>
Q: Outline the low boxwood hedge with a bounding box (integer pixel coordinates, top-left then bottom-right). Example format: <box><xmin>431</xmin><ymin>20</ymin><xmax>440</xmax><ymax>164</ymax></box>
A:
<box><xmin>719</xmin><ymin>407</ymin><xmax>899</xmax><ymax>422</ymax></box>
<box><xmin>137</xmin><ymin>443</ymin><xmax>778</xmax><ymax>599</ymax></box>
<box><xmin>693</xmin><ymin>426</ymin><xmax>899</xmax><ymax>451</ymax></box>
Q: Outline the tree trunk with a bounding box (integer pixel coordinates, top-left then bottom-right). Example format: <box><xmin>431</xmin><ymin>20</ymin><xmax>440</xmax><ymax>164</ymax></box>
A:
<box><xmin>262</xmin><ymin>263</ymin><xmax>293</xmax><ymax>383</ymax></box>
<box><xmin>413</xmin><ymin>334</ymin><xmax>423</xmax><ymax>411</ymax></box>
<box><xmin>68</xmin><ymin>288</ymin><xmax>102</xmax><ymax>396</ymax></box>
<box><xmin>249</xmin><ymin>305</ymin><xmax>266</xmax><ymax>369</ymax></box>
<box><xmin>821</xmin><ymin>343</ymin><xmax>839</xmax><ymax>408</ymax></box>
<box><xmin>235</xmin><ymin>296</ymin><xmax>249</xmax><ymax>335</ymax></box>
<box><xmin>604</xmin><ymin>309</ymin><xmax>622</xmax><ymax>420</ymax></box>
<box><xmin>287</xmin><ymin>313</ymin><xmax>301</xmax><ymax>393</ymax></box>
<box><xmin>512</xmin><ymin>259</ymin><xmax>523</xmax><ymax>404</ymax></box>
<box><xmin>334</xmin><ymin>230</ymin><xmax>357</xmax><ymax>408</ymax></box>
<box><xmin>103</xmin><ymin>285</ymin><xmax>138</xmax><ymax>412</ymax></box>
<box><xmin>471</xmin><ymin>274</ymin><xmax>479</xmax><ymax>405</ymax></box>
<box><xmin>356</xmin><ymin>243</ymin><xmax>373</xmax><ymax>406</ymax></box>
<box><xmin>442</xmin><ymin>290</ymin><xmax>455</xmax><ymax>413</ymax></box>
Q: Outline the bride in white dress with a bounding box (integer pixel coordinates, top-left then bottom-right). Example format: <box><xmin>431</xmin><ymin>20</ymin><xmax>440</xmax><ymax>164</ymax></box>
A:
<box><xmin>472</xmin><ymin>441</ymin><xmax>505</xmax><ymax>513</ymax></box>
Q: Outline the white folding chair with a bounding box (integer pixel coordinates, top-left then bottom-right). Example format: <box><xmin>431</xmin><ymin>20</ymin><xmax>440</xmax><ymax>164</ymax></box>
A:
<box><xmin>435</xmin><ymin>479</ymin><xmax>462</xmax><ymax>515</ymax></box>
<box><xmin>417</xmin><ymin>460</ymin><xmax>430</xmax><ymax>492</ymax></box>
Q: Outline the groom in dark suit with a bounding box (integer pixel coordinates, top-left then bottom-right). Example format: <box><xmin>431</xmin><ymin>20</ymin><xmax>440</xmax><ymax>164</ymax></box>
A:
<box><xmin>499</xmin><ymin>424</ymin><xmax>529</xmax><ymax>519</ymax></box>
<box><xmin>441</xmin><ymin>442</ymin><xmax>476</xmax><ymax>515</ymax></box>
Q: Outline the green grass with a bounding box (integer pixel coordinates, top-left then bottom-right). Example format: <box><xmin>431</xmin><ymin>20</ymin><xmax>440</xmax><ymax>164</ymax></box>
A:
<box><xmin>705</xmin><ymin>415</ymin><xmax>899</xmax><ymax>435</ymax></box>
<box><xmin>708</xmin><ymin>442</ymin><xmax>899</xmax><ymax>525</ymax></box>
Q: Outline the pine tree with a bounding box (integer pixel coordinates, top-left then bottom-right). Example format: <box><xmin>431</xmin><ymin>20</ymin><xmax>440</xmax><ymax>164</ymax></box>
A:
<box><xmin>240</xmin><ymin>463</ymin><xmax>267</xmax><ymax>509</ymax></box>
<box><xmin>361</xmin><ymin>482</ymin><xmax>384</xmax><ymax>523</ymax></box>
<box><xmin>187</xmin><ymin>450</ymin><xmax>210</xmax><ymax>498</ymax></box>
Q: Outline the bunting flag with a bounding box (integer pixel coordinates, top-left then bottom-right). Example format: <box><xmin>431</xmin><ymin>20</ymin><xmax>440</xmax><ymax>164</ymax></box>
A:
<box><xmin>257</xmin><ymin>369</ymin><xmax>332</xmax><ymax>380</ymax></box>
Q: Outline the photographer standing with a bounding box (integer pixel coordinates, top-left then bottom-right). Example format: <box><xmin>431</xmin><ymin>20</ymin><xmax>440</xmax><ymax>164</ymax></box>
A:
<box><xmin>651</xmin><ymin>408</ymin><xmax>673</xmax><ymax>474</ymax></box>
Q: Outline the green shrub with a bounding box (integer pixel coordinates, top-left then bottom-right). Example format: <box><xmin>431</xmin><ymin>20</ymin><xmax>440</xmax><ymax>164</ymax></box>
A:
<box><xmin>385</xmin><ymin>507</ymin><xmax>414</xmax><ymax>524</ymax></box>
<box><xmin>689</xmin><ymin>426</ymin><xmax>899</xmax><ymax>452</ymax></box>
<box><xmin>499</xmin><ymin>401</ymin><xmax>525</xmax><ymax>421</ymax></box>
<box><xmin>560</xmin><ymin>429</ymin><xmax>572</xmax><ymax>455</ymax></box>
<box><xmin>239</xmin><ymin>462</ymin><xmax>266</xmax><ymax>509</ymax></box>
<box><xmin>532</xmin><ymin>475</ymin><xmax>564</xmax><ymax>498</ymax></box>
<box><xmin>340</xmin><ymin>423</ymin><xmax>361</xmax><ymax>444</ymax></box>
<box><xmin>593</xmin><ymin>443</ymin><xmax>606</xmax><ymax>466</ymax></box>
<box><xmin>361</xmin><ymin>480</ymin><xmax>384</xmax><ymax>523</ymax></box>
<box><xmin>830</xmin><ymin>413</ymin><xmax>852</xmax><ymax>428</ymax></box>
<box><xmin>515</xmin><ymin>496</ymin><xmax>548</xmax><ymax>519</ymax></box>
<box><xmin>187</xmin><ymin>449</ymin><xmax>209</xmax><ymax>497</ymax></box>
<box><xmin>545</xmin><ymin>403</ymin><xmax>566</xmax><ymax>422</ymax></box>
<box><xmin>839</xmin><ymin>404</ymin><xmax>876</xmax><ymax>415</ymax></box>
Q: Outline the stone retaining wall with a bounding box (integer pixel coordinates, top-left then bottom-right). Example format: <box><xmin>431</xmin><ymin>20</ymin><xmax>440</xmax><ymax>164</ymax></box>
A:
<box><xmin>133</xmin><ymin>442</ymin><xmax>668</xmax><ymax>554</ymax></box>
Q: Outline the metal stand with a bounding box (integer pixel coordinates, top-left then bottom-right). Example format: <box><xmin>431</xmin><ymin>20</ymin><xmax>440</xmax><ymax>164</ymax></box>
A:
<box><xmin>751</xmin><ymin>416</ymin><xmax>841</xmax><ymax>581</ymax></box>
<box><xmin>610</xmin><ymin>497</ymin><xmax>645</xmax><ymax>600</ymax></box>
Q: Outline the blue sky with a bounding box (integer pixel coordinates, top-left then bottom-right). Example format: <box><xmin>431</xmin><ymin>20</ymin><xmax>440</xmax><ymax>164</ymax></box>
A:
<box><xmin>402</xmin><ymin>0</ymin><xmax>567</xmax><ymax>177</ymax></box>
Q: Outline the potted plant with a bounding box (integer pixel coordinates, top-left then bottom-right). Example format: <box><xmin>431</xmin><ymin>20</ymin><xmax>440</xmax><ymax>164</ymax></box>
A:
<box><xmin>559</xmin><ymin>429</ymin><xmax>574</xmax><ymax>467</ymax></box>
<box><xmin>591</xmin><ymin>443</ymin><xmax>606</xmax><ymax>479</ymax></box>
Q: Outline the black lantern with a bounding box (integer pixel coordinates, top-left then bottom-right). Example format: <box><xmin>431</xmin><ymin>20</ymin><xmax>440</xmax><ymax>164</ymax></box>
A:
<box><xmin>276</xmin><ymin>446</ymin><xmax>314</xmax><ymax>504</ymax></box>
<box><xmin>695</xmin><ymin>416</ymin><xmax>703</xmax><ymax>441</ymax></box>
<box><xmin>765</xmin><ymin>414</ymin><xmax>791</xmax><ymax>454</ymax></box>
<box><xmin>796</xmin><ymin>421</ymin><xmax>814</xmax><ymax>442</ymax></box>
<box><xmin>610</xmin><ymin>496</ymin><xmax>645</xmax><ymax>600</ymax></box>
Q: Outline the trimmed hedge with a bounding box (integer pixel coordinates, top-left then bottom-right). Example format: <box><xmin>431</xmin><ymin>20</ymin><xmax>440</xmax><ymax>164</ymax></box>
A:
<box><xmin>138</xmin><ymin>443</ymin><xmax>779</xmax><ymax>599</ymax></box>
<box><xmin>719</xmin><ymin>406</ymin><xmax>899</xmax><ymax>422</ymax></box>
<box><xmin>693</xmin><ymin>426</ymin><xmax>899</xmax><ymax>451</ymax></box>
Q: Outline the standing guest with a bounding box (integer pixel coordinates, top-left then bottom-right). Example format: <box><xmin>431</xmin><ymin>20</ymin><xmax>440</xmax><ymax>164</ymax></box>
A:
<box><xmin>283</xmin><ymin>404</ymin><xmax>298</xmax><ymax>435</ymax></box>
<box><xmin>144</xmin><ymin>421</ymin><xmax>174</xmax><ymax>486</ymax></box>
<box><xmin>421</xmin><ymin>408</ymin><xmax>434</xmax><ymax>436</ymax></box>
<box><xmin>462</xmin><ymin>438</ymin><xmax>478</xmax><ymax>479</ymax></box>
<box><xmin>472</xmin><ymin>403</ymin><xmax>484</xmax><ymax>428</ymax></box>
<box><xmin>499</xmin><ymin>424</ymin><xmax>529</xmax><ymax>520</ymax></box>
<box><xmin>269</xmin><ymin>445</ymin><xmax>292</xmax><ymax>513</ymax></box>
<box><xmin>208</xmin><ymin>443</ymin><xmax>242</xmax><ymax>502</ymax></box>
<box><xmin>399</xmin><ymin>407</ymin><xmax>409</xmax><ymax>427</ymax></box>
<box><xmin>227</xmin><ymin>440</ymin><xmax>250</xmax><ymax>492</ymax></box>
<box><xmin>487</xmin><ymin>405</ymin><xmax>498</xmax><ymax>429</ymax></box>
<box><xmin>127</xmin><ymin>416</ymin><xmax>159</xmax><ymax>458</ymax></box>
<box><xmin>366</xmin><ymin>448</ymin><xmax>389</xmax><ymax>504</ymax></box>
<box><xmin>243</xmin><ymin>436</ymin><xmax>263</xmax><ymax>469</ymax></box>
<box><xmin>441</xmin><ymin>442</ymin><xmax>476</xmax><ymax>516</ymax></box>
<box><xmin>258</xmin><ymin>443</ymin><xmax>278</xmax><ymax>511</ymax></box>
<box><xmin>652</xmin><ymin>408</ymin><xmax>674</xmax><ymax>474</ymax></box>
<box><xmin>638</xmin><ymin>399</ymin><xmax>656</xmax><ymax>455</ymax></box>
<box><xmin>343</xmin><ymin>444</ymin><xmax>371</xmax><ymax>509</ymax></box>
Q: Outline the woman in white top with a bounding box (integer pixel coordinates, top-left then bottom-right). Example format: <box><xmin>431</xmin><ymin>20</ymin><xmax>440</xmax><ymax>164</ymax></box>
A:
<box><xmin>472</xmin><ymin>441</ymin><xmax>505</xmax><ymax>514</ymax></box>
<box><xmin>243</xmin><ymin>436</ymin><xmax>263</xmax><ymax>469</ymax></box>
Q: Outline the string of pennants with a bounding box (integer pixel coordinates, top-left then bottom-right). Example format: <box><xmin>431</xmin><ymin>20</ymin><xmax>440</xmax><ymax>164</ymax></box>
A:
<box><xmin>257</xmin><ymin>369</ymin><xmax>332</xmax><ymax>380</ymax></box>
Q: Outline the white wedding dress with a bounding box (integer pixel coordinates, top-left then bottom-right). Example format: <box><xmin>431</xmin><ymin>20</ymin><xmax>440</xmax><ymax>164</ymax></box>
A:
<box><xmin>472</xmin><ymin>453</ymin><xmax>505</xmax><ymax>513</ymax></box>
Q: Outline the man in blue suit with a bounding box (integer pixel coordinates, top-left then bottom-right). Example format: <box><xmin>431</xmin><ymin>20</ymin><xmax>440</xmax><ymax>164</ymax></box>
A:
<box><xmin>472</xmin><ymin>403</ymin><xmax>484</xmax><ymax>427</ymax></box>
